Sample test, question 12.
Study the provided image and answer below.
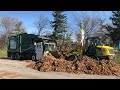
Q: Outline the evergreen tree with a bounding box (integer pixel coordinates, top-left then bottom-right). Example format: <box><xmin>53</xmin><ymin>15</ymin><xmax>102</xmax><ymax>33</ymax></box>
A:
<box><xmin>51</xmin><ymin>11</ymin><xmax>67</xmax><ymax>39</ymax></box>
<box><xmin>106</xmin><ymin>11</ymin><xmax>120</xmax><ymax>46</ymax></box>
<box><xmin>50</xmin><ymin>11</ymin><xmax>67</xmax><ymax>51</ymax></box>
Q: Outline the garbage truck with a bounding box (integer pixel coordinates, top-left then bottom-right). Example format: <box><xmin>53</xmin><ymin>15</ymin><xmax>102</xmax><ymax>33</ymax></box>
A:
<box><xmin>7</xmin><ymin>33</ymin><xmax>45</xmax><ymax>60</ymax></box>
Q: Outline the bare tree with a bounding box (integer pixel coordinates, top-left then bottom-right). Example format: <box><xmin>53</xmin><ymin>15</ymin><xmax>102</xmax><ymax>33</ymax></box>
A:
<box><xmin>94</xmin><ymin>19</ymin><xmax>112</xmax><ymax>45</ymax></box>
<box><xmin>73</xmin><ymin>13</ymin><xmax>102</xmax><ymax>39</ymax></box>
<box><xmin>0</xmin><ymin>16</ymin><xmax>26</xmax><ymax>47</ymax></box>
<box><xmin>0</xmin><ymin>34</ymin><xmax>6</xmax><ymax>48</ymax></box>
<box><xmin>13</xmin><ymin>21</ymin><xmax>26</xmax><ymax>35</ymax></box>
<box><xmin>76</xmin><ymin>32</ymin><xmax>81</xmax><ymax>44</ymax></box>
<box><xmin>0</xmin><ymin>16</ymin><xmax>17</xmax><ymax>37</ymax></box>
<box><xmin>0</xmin><ymin>16</ymin><xmax>26</xmax><ymax>37</ymax></box>
<box><xmin>34</xmin><ymin>15</ymin><xmax>49</xmax><ymax>36</ymax></box>
<box><xmin>45</xmin><ymin>31</ymin><xmax>52</xmax><ymax>37</ymax></box>
<box><xmin>61</xmin><ymin>24</ymin><xmax>73</xmax><ymax>50</ymax></box>
<box><xmin>64</xmin><ymin>24</ymin><xmax>73</xmax><ymax>43</ymax></box>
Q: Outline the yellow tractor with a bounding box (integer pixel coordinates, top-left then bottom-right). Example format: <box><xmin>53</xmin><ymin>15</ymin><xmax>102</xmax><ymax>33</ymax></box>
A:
<box><xmin>62</xmin><ymin>37</ymin><xmax>116</xmax><ymax>61</ymax></box>
<box><xmin>83</xmin><ymin>37</ymin><xmax>116</xmax><ymax>60</ymax></box>
<box><xmin>62</xmin><ymin>22</ymin><xmax>116</xmax><ymax>61</ymax></box>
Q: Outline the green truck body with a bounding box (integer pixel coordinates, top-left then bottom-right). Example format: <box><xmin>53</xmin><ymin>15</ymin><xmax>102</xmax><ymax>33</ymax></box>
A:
<box><xmin>7</xmin><ymin>33</ymin><xmax>44</xmax><ymax>60</ymax></box>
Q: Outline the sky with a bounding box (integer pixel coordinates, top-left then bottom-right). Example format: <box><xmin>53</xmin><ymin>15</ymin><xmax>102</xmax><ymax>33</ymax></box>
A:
<box><xmin>0</xmin><ymin>11</ymin><xmax>112</xmax><ymax>41</ymax></box>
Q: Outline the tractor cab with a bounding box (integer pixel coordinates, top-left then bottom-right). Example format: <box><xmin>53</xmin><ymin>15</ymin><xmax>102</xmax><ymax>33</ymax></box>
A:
<box><xmin>96</xmin><ymin>46</ymin><xmax>116</xmax><ymax>60</ymax></box>
<box><xmin>84</xmin><ymin>37</ymin><xmax>116</xmax><ymax>60</ymax></box>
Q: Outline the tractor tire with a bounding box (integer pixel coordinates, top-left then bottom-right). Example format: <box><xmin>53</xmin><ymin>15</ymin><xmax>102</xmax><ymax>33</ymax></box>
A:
<box><xmin>68</xmin><ymin>55</ymin><xmax>78</xmax><ymax>61</ymax></box>
<box><xmin>90</xmin><ymin>55</ymin><xmax>99</xmax><ymax>61</ymax></box>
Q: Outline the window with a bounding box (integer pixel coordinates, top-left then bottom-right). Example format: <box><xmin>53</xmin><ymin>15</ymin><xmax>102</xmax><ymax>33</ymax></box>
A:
<box><xmin>109</xmin><ymin>49</ymin><xmax>115</xmax><ymax>54</ymax></box>
<box><xmin>45</xmin><ymin>44</ymin><xmax>49</xmax><ymax>51</ymax></box>
<box><xmin>10</xmin><ymin>39</ymin><xmax>17</xmax><ymax>49</ymax></box>
<box><xmin>44</xmin><ymin>43</ymin><xmax>55</xmax><ymax>51</ymax></box>
<box><xmin>96</xmin><ymin>48</ymin><xmax>103</xmax><ymax>55</ymax></box>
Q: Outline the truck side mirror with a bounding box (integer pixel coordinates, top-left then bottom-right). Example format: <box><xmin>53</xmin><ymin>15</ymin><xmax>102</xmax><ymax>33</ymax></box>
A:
<box><xmin>34</xmin><ymin>42</ymin><xmax>36</xmax><ymax>45</ymax></box>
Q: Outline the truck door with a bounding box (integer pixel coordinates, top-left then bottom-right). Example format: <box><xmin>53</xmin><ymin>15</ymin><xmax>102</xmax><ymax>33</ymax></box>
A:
<box><xmin>35</xmin><ymin>42</ymin><xmax>43</xmax><ymax>60</ymax></box>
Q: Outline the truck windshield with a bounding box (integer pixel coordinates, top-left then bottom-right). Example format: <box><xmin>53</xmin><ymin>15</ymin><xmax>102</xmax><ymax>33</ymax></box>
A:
<box><xmin>44</xmin><ymin>44</ymin><xmax>54</xmax><ymax>51</ymax></box>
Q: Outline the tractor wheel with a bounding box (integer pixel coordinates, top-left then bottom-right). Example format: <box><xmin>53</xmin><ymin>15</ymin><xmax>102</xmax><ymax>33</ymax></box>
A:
<box><xmin>91</xmin><ymin>55</ymin><xmax>99</xmax><ymax>61</ymax></box>
<box><xmin>68</xmin><ymin>55</ymin><xmax>78</xmax><ymax>61</ymax></box>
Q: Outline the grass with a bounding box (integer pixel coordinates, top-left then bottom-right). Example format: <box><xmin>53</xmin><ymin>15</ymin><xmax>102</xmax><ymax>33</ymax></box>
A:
<box><xmin>114</xmin><ymin>52</ymin><xmax>120</xmax><ymax>64</ymax></box>
<box><xmin>0</xmin><ymin>47</ymin><xmax>7</xmax><ymax>57</ymax></box>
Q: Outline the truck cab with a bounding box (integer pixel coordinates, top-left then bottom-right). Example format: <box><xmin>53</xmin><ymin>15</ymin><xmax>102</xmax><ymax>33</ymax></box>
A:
<box><xmin>32</xmin><ymin>41</ymin><xmax>44</xmax><ymax>60</ymax></box>
<box><xmin>44</xmin><ymin>43</ymin><xmax>56</xmax><ymax>51</ymax></box>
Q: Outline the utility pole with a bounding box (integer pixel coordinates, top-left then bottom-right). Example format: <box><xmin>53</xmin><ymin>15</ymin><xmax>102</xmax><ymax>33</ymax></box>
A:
<box><xmin>79</xmin><ymin>21</ymin><xmax>85</xmax><ymax>59</ymax></box>
<box><xmin>81</xmin><ymin>22</ymin><xmax>84</xmax><ymax>47</ymax></box>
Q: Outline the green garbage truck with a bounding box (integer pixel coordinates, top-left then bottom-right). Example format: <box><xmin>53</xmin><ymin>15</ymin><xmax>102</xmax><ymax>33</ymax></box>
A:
<box><xmin>7</xmin><ymin>33</ymin><xmax>45</xmax><ymax>60</ymax></box>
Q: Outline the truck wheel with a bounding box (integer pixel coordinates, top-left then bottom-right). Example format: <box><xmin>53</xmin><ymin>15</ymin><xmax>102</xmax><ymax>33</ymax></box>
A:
<box><xmin>32</xmin><ymin>55</ymin><xmax>36</xmax><ymax>61</ymax></box>
<box><xmin>11</xmin><ymin>54</ymin><xmax>15</xmax><ymax>60</ymax></box>
<box><xmin>15</xmin><ymin>53</ymin><xmax>21</xmax><ymax>60</ymax></box>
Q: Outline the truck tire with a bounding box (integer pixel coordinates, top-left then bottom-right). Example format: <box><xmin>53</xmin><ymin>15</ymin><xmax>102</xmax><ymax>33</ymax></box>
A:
<box><xmin>15</xmin><ymin>53</ymin><xmax>21</xmax><ymax>60</ymax></box>
<box><xmin>11</xmin><ymin>54</ymin><xmax>15</xmax><ymax>60</ymax></box>
<box><xmin>32</xmin><ymin>55</ymin><xmax>36</xmax><ymax>61</ymax></box>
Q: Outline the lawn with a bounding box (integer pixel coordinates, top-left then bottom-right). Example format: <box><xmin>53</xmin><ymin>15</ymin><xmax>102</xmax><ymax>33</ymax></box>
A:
<box><xmin>114</xmin><ymin>53</ymin><xmax>120</xmax><ymax>64</ymax></box>
<box><xmin>0</xmin><ymin>48</ymin><xmax>7</xmax><ymax>57</ymax></box>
